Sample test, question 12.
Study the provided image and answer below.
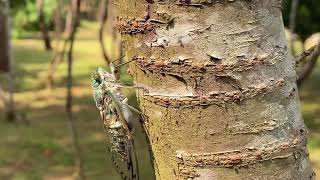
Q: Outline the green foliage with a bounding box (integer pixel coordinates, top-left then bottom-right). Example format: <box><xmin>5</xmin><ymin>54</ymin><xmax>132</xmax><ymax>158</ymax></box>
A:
<box><xmin>283</xmin><ymin>0</ymin><xmax>320</xmax><ymax>40</ymax></box>
<box><xmin>11</xmin><ymin>0</ymin><xmax>57</xmax><ymax>38</ymax></box>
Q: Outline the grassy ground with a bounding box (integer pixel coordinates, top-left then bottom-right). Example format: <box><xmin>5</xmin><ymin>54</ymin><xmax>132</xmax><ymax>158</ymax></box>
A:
<box><xmin>0</xmin><ymin>21</ymin><xmax>319</xmax><ymax>179</ymax></box>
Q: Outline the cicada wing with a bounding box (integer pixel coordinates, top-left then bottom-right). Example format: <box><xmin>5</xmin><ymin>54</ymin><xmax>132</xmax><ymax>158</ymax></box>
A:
<box><xmin>105</xmin><ymin>130</ymin><xmax>139</xmax><ymax>180</ymax></box>
<box><xmin>104</xmin><ymin>104</ymin><xmax>139</xmax><ymax>180</ymax></box>
<box><xmin>108</xmin><ymin>139</ymin><xmax>139</xmax><ymax>180</ymax></box>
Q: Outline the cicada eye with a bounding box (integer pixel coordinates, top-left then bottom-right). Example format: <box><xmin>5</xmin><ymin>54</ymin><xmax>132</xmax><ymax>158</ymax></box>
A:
<box><xmin>113</xmin><ymin>69</ymin><xmax>118</xmax><ymax>74</ymax></box>
<box><xmin>93</xmin><ymin>73</ymin><xmax>100</xmax><ymax>80</ymax></box>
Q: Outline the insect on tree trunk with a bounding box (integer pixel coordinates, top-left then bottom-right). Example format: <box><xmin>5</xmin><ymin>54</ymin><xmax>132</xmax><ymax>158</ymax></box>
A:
<box><xmin>65</xmin><ymin>0</ymin><xmax>85</xmax><ymax>179</ymax></box>
<box><xmin>0</xmin><ymin>0</ymin><xmax>16</xmax><ymax>122</ymax></box>
<box><xmin>36</xmin><ymin>0</ymin><xmax>52</xmax><ymax>50</ymax></box>
<box><xmin>114</xmin><ymin>0</ymin><xmax>315</xmax><ymax>179</ymax></box>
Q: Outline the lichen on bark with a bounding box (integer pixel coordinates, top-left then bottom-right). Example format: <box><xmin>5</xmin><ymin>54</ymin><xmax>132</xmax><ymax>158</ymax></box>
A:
<box><xmin>114</xmin><ymin>0</ymin><xmax>315</xmax><ymax>179</ymax></box>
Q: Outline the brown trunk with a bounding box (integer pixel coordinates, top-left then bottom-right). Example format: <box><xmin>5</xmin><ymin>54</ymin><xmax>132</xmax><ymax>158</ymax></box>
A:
<box><xmin>0</xmin><ymin>0</ymin><xmax>16</xmax><ymax>122</ymax></box>
<box><xmin>0</xmin><ymin>0</ymin><xmax>10</xmax><ymax>72</ymax></box>
<box><xmin>46</xmin><ymin>0</ymin><xmax>68</xmax><ymax>89</ymax></box>
<box><xmin>65</xmin><ymin>3</ymin><xmax>73</xmax><ymax>37</ymax></box>
<box><xmin>114</xmin><ymin>0</ymin><xmax>315</xmax><ymax>179</ymax></box>
<box><xmin>98</xmin><ymin>0</ymin><xmax>111</xmax><ymax>64</ymax></box>
<box><xmin>37</xmin><ymin>0</ymin><xmax>52</xmax><ymax>50</ymax></box>
<box><xmin>66</xmin><ymin>0</ymin><xmax>85</xmax><ymax>179</ymax></box>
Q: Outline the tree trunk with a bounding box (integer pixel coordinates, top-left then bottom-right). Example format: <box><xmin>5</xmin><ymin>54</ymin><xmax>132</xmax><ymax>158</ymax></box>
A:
<box><xmin>0</xmin><ymin>0</ymin><xmax>16</xmax><ymax>122</ymax></box>
<box><xmin>36</xmin><ymin>0</ymin><xmax>52</xmax><ymax>50</ymax></box>
<box><xmin>289</xmin><ymin>0</ymin><xmax>299</xmax><ymax>54</ymax></box>
<box><xmin>66</xmin><ymin>0</ymin><xmax>85</xmax><ymax>179</ymax></box>
<box><xmin>0</xmin><ymin>0</ymin><xmax>10</xmax><ymax>72</ymax></box>
<box><xmin>65</xmin><ymin>3</ymin><xmax>73</xmax><ymax>37</ymax></box>
<box><xmin>289</xmin><ymin>0</ymin><xmax>299</xmax><ymax>33</ymax></box>
<box><xmin>114</xmin><ymin>0</ymin><xmax>315</xmax><ymax>179</ymax></box>
<box><xmin>98</xmin><ymin>0</ymin><xmax>111</xmax><ymax>64</ymax></box>
<box><xmin>46</xmin><ymin>0</ymin><xmax>64</xmax><ymax>89</ymax></box>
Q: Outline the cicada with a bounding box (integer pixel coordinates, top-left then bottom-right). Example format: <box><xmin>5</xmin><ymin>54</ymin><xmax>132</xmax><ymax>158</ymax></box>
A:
<box><xmin>91</xmin><ymin>63</ymin><xmax>143</xmax><ymax>180</ymax></box>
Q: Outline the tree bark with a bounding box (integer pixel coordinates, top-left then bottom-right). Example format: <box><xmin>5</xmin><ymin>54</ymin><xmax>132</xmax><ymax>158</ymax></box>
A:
<box><xmin>36</xmin><ymin>0</ymin><xmax>52</xmax><ymax>50</ymax></box>
<box><xmin>114</xmin><ymin>0</ymin><xmax>315</xmax><ymax>179</ymax></box>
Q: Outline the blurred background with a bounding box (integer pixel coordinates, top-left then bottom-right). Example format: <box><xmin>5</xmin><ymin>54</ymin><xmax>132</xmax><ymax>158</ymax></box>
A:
<box><xmin>0</xmin><ymin>0</ymin><xmax>319</xmax><ymax>179</ymax></box>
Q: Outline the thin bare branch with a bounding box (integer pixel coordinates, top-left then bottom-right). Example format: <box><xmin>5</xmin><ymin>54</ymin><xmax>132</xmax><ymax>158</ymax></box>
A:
<box><xmin>297</xmin><ymin>42</ymin><xmax>320</xmax><ymax>87</ymax></box>
<box><xmin>295</xmin><ymin>45</ymin><xmax>317</xmax><ymax>66</ymax></box>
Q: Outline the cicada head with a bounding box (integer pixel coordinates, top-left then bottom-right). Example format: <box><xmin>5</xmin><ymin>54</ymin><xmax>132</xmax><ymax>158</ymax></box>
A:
<box><xmin>97</xmin><ymin>67</ymin><xmax>116</xmax><ymax>84</ymax></box>
<box><xmin>91</xmin><ymin>69</ymin><xmax>105</xmax><ymax>110</ymax></box>
<box><xmin>91</xmin><ymin>71</ymin><xmax>101</xmax><ymax>88</ymax></box>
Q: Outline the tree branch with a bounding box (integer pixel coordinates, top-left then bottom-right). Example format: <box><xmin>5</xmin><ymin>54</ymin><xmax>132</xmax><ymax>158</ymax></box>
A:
<box><xmin>297</xmin><ymin>42</ymin><xmax>320</xmax><ymax>87</ymax></box>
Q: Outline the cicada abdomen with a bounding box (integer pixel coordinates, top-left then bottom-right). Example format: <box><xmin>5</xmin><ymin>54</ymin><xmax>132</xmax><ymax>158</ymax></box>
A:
<box><xmin>105</xmin><ymin>104</ymin><xmax>131</xmax><ymax>161</ymax></box>
<box><xmin>101</xmin><ymin>96</ymin><xmax>138</xmax><ymax>180</ymax></box>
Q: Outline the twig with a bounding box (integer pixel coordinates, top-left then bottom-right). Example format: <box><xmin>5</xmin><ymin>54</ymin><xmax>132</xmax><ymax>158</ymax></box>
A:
<box><xmin>295</xmin><ymin>45</ymin><xmax>317</xmax><ymax>66</ymax></box>
<box><xmin>297</xmin><ymin>42</ymin><xmax>320</xmax><ymax>87</ymax></box>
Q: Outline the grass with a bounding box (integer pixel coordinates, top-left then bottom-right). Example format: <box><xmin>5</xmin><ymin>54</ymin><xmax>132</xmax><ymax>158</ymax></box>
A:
<box><xmin>0</xmin><ymin>21</ymin><xmax>319</xmax><ymax>179</ymax></box>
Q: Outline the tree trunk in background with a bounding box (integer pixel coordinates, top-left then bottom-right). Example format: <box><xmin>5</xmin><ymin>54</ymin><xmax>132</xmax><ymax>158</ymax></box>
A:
<box><xmin>46</xmin><ymin>0</ymin><xmax>63</xmax><ymax>89</ymax></box>
<box><xmin>289</xmin><ymin>0</ymin><xmax>299</xmax><ymax>34</ymax></box>
<box><xmin>98</xmin><ymin>0</ymin><xmax>111</xmax><ymax>64</ymax></box>
<box><xmin>65</xmin><ymin>3</ymin><xmax>73</xmax><ymax>36</ymax></box>
<box><xmin>66</xmin><ymin>0</ymin><xmax>85</xmax><ymax>179</ymax></box>
<box><xmin>36</xmin><ymin>0</ymin><xmax>52</xmax><ymax>50</ymax></box>
<box><xmin>289</xmin><ymin>0</ymin><xmax>299</xmax><ymax>54</ymax></box>
<box><xmin>54</xmin><ymin>0</ymin><xmax>63</xmax><ymax>41</ymax></box>
<box><xmin>0</xmin><ymin>0</ymin><xmax>10</xmax><ymax>72</ymax></box>
<box><xmin>115</xmin><ymin>0</ymin><xmax>315</xmax><ymax>179</ymax></box>
<box><xmin>0</xmin><ymin>0</ymin><xmax>16</xmax><ymax>122</ymax></box>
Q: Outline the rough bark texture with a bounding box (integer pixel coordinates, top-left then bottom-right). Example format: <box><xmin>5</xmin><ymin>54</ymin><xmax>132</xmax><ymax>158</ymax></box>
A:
<box><xmin>114</xmin><ymin>0</ymin><xmax>315</xmax><ymax>179</ymax></box>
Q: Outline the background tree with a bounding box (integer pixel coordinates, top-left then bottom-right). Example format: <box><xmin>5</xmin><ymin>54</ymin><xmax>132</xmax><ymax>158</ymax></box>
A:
<box><xmin>0</xmin><ymin>0</ymin><xmax>16</xmax><ymax>122</ymax></box>
<box><xmin>115</xmin><ymin>0</ymin><xmax>314</xmax><ymax>179</ymax></box>
<box><xmin>98</xmin><ymin>0</ymin><xmax>111</xmax><ymax>64</ymax></box>
<box><xmin>65</xmin><ymin>0</ymin><xmax>85</xmax><ymax>179</ymax></box>
<box><xmin>36</xmin><ymin>0</ymin><xmax>52</xmax><ymax>50</ymax></box>
<box><xmin>283</xmin><ymin>0</ymin><xmax>320</xmax><ymax>40</ymax></box>
<box><xmin>0</xmin><ymin>0</ymin><xmax>10</xmax><ymax>72</ymax></box>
